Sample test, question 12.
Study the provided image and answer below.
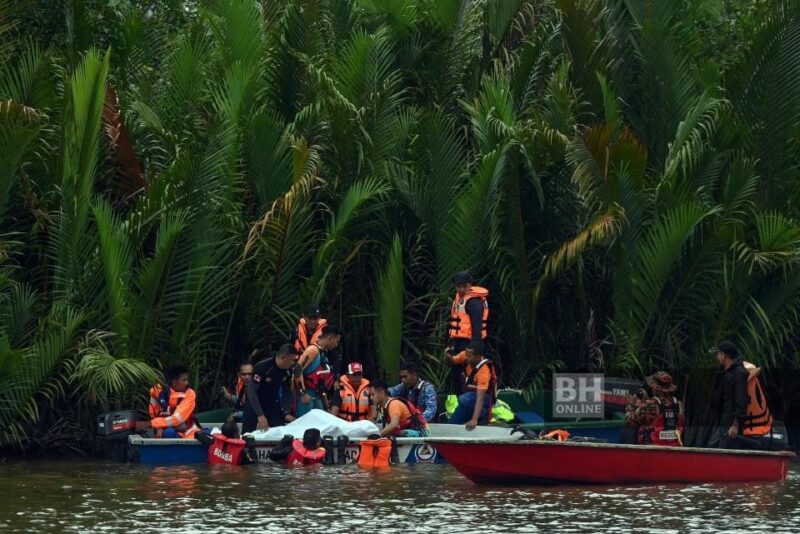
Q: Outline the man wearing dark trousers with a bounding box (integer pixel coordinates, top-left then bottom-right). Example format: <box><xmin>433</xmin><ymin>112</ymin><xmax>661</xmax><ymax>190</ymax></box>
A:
<box><xmin>243</xmin><ymin>344</ymin><xmax>297</xmax><ymax>433</ymax></box>
<box><xmin>447</xmin><ymin>271</ymin><xmax>489</xmax><ymax>393</ymax></box>
<box><xmin>707</xmin><ymin>340</ymin><xmax>749</xmax><ymax>449</ymax></box>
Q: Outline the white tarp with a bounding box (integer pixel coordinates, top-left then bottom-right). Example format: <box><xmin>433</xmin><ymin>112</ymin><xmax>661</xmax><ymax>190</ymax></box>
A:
<box><xmin>244</xmin><ymin>409</ymin><xmax>380</xmax><ymax>440</ymax></box>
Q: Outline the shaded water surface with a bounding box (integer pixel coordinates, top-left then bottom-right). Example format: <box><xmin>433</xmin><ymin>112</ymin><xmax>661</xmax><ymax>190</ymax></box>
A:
<box><xmin>1</xmin><ymin>461</ymin><xmax>799</xmax><ymax>533</ymax></box>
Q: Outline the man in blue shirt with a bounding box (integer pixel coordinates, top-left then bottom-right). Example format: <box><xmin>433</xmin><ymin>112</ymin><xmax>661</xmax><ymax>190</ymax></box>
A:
<box><xmin>387</xmin><ymin>361</ymin><xmax>438</xmax><ymax>423</ymax></box>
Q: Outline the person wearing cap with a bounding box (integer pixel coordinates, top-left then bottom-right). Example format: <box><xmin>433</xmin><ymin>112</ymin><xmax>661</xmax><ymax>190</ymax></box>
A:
<box><xmin>447</xmin><ymin>271</ymin><xmax>489</xmax><ymax>393</ymax></box>
<box><xmin>388</xmin><ymin>361</ymin><xmax>438</xmax><ymax>423</ymax></box>
<box><xmin>624</xmin><ymin>372</ymin><xmax>684</xmax><ymax>446</ymax></box>
<box><xmin>708</xmin><ymin>340</ymin><xmax>776</xmax><ymax>449</ymax></box>
<box><xmin>708</xmin><ymin>340</ymin><xmax>750</xmax><ymax>449</ymax></box>
<box><xmin>331</xmin><ymin>363</ymin><xmax>375</xmax><ymax>422</ymax></box>
<box><xmin>293</xmin><ymin>304</ymin><xmax>328</xmax><ymax>354</ymax></box>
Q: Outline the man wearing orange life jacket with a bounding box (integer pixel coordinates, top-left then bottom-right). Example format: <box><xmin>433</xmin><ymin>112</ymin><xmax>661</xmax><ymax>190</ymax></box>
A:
<box><xmin>293</xmin><ymin>304</ymin><xmax>328</xmax><ymax>354</ymax></box>
<box><xmin>136</xmin><ymin>365</ymin><xmax>199</xmax><ymax>439</ymax></box>
<box><xmin>445</xmin><ymin>341</ymin><xmax>497</xmax><ymax>430</ymax></box>
<box><xmin>707</xmin><ymin>340</ymin><xmax>774</xmax><ymax>449</ymax></box>
<box><xmin>194</xmin><ymin>421</ymin><xmax>257</xmax><ymax>465</ymax></box>
<box><xmin>221</xmin><ymin>361</ymin><xmax>254</xmax><ymax>420</ymax></box>
<box><xmin>331</xmin><ymin>362</ymin><xmax>376</xmax><ymax>422</ymax></box>
<box><xmin>370</xmin><ymin>380</ymin><xmax>429</xmax><ymax>437</ymax></box>
<box><xmin>447</xmin><ymin>271</ymin><xmax>489</xmax><ymax>392</ymax></box>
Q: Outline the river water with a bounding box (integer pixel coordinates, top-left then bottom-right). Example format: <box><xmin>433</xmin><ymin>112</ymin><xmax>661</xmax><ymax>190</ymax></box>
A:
<box><xmin>1</xmin><ymin>461</ymin><xmax>799</xmax><ymax>533</ymax></box>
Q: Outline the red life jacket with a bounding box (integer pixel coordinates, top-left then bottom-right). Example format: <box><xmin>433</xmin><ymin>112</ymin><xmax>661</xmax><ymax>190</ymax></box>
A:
<box><xmin>646</xmin><ymin>396</ymin><xmax>684</xmax><ymax>447</ymax></box>
<box><xmin>300</xmin><ymin>344</ymin><xmax>336</xmax><ymax>393</ymax></box>
<box><xmin>448</xmin><ymin>287</ymin><xmax>489</xmax><ymax>340</ymax></box>
<box><xmin>208</xmin><ymin>435</ymin><xmax>246</xmax><ymax>465</ymax></box>
<box><xmin>285</xmin><ymin>439</ymin><xmax>326</xmax><ymax>466</ymax></box>
<box><xmin>383</xmin><ymin>398</ymin><xmax>427</xmax><ymax>434</ymax></box>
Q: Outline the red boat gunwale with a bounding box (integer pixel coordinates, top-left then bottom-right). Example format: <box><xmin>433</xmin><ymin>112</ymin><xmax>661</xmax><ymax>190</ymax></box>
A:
<box><xmin>427</xmin><ymin>438</ymin><xmax>794</xmax><ymax>486</ymax></box>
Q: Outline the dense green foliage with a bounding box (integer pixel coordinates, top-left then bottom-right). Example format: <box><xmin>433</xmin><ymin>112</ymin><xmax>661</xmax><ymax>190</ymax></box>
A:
<box><xmin>2</xmin><ymin>0</ymin><xmax>800</xmax><ymax>450</ymax></box>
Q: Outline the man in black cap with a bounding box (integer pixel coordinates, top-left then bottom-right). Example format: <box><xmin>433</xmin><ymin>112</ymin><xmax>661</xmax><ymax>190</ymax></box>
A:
<box><xmin>446</xmin><ymin>271</ymin><xmax>489</xmax><ymax>393</ymax></box>
<box><xmin>707</xmin><ymin>340</ymin><xmax>749</xmax><ymax>449</ymax></box>
<box><xmin>292</xmin><ymin>304</ymin><xmax>328</xmax><ymax>354</ymax></box>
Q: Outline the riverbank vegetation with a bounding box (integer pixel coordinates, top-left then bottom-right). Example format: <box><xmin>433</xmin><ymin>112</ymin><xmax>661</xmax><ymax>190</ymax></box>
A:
<box><xmin>2</xmin><ymin>0</ymin><xmax>800</xmax><ymax>452</ymax></box>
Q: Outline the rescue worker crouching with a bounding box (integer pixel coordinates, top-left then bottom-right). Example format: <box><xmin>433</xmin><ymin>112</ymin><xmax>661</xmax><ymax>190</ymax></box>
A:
<box><xmin>444</xmin><ymin>341</ymin><xmax>497</xmax><ymax>430</ymax></box>
<box><xmin>370</xmin><ymin>380</ymin><xmax>429</xmax><ymax>437</ymax></box>
<box><xmin>331</xmin><ymin>362</ymin><xmax>375</xmax><ymax>422</ymax></box>
<box><xmin>195</xmin><ymin>421</ymin><xmax>257</xmax><ymax>465</ymax></box>
<box><xmin>243</xmin><ymin>344</ymin><xmax>297</xmax><ymax>433</ymax></box>
<box><xmin>268</xmin><ymin>429</ymin><xmax>327</xmax><ymax>466</ymax></box>
<box><xmin>136</xmin><ymin>365</ymin><xmax>199</xmax><ymax>439</ymax></box>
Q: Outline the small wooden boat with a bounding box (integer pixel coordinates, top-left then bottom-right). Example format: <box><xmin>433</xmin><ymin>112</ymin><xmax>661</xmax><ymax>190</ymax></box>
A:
<box><xmin>127</xmin><ymin>424</ymin><xmax>516</xmax><ymax>465</ymax></box>
<box><xmin>428</xmin><ymin>438</ymin><xmax>794</xmax><ymax>485</ymax></box>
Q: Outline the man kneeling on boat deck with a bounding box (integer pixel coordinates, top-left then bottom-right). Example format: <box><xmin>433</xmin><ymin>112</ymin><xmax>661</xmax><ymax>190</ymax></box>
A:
<box><xmin>371</xmin><ymin>380</ymin><xmax>429</xmax><ymax>437</ymax></box>
<box><xmin>444</xmin><ymin>341</ymin><xmax>497</xmax><ymax>430</ymax></box>
<box><xmin>194</xmin><ymin>421</ymin><xmax>257</xmax><ymax>465</ymax></box>
<box><xmin>268</xmin><ymin>429</ymin><xmax>328</xmax><ymax>466</ymax></box>
<box><xmin>623</xmin><ymin>372</ymin><xmax>684</xmax><ymax>446</ymax></box>
<box><xmin>136</xmin><ymin>365</ymin><xmax>199</xmax><ymax>439</ymax></box>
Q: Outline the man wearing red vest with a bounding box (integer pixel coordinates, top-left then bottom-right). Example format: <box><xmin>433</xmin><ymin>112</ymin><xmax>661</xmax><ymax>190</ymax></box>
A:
<box><xmin>194</xmin><ymin>421</ymin><xmax>257</xmax><ymax>465</ymax></box>
<box><xmin>447</xmin><ymin>271</ymin><xmax>489</xmax><ymax>392</ymax></box>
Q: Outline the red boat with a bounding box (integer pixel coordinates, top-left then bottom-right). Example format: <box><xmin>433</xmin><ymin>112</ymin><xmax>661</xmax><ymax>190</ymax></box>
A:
<box><xmin>429</xmin><ymin>438</ymin><xmax>794</xmax><ymax>485</ymax></box>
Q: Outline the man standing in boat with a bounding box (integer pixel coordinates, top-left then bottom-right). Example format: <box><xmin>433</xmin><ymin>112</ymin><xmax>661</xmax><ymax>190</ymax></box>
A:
<box><xmin>447</xmin><ymin>271</ymin><xmax>489</xmax><ymax>393</ymax></box>
<box><xmin>708</xmin><ymin>340</ymin><xmax>750</xmax><ymax>448</ymax></box>
<box><xmin>243</xmin><ymin>344</ymin><xmax>297</xmax><ymax>433</ymax></box>
<box><xmin>292</xmin><ymin>304</ymin><xmax>327</xmax><ymax>354</ymax></box>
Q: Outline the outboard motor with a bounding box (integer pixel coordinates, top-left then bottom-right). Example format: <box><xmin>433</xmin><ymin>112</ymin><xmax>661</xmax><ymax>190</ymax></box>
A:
<box><xmin>96</xmin><ymin>411</ymin><xmax>138</xmax><ymax>462</ymax></box>
<box><xmin>97</xmin><ymin>411</ymin><xmax>138</xmax><ymax>440</ymax></box>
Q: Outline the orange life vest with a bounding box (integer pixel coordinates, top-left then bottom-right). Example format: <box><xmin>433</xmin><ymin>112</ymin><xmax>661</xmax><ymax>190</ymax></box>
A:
<box><xmin>463</xmin><ymin>358</ymin><xmax>498</xmax><ymax>407</ymax></box>
<box><xmin>357</xmin><ymin>438</ymin><xmax>392</xmax><ymax>468</ymax></box>
<box><xmin>285</xmin><ymin>440</ymin><xmax>326</xmax><ymax>466</ymax></box>
<box><xmin>448</xmin><ymin>286</ymin><xmax>489</xmax><ymax>340</ymax></box>
<box><xmin>541</xmin><ymin>429</ymin><xmax>570</xmax><ymax>441</ymax></box>
<box><xmin>148</xmin><ymin>385</ymin><xmax>198</xmax><ymax>438</ymax></box>
<box><xmin>742</xmin><ymin>361</ymin><xmax>772</xmax><ymax>437</ymax></box>
<box><xmin>295</xmin><ymin>317</ymin><xmax>328</xmax><ymax>353</ymax></box>
<box><xmin>234</xmin><ymin>377</ymin><xmax>247</xmax><ymax>409</ymax></box>
<box><xmin>208</xmin><ymin>435</ymin><xmax>246</xmax><ymax>465</ymax></box>
<box><xmin>337</xmin><ymin>376</ymin><xmax>371</xmax><ymax>422</ymax></box>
